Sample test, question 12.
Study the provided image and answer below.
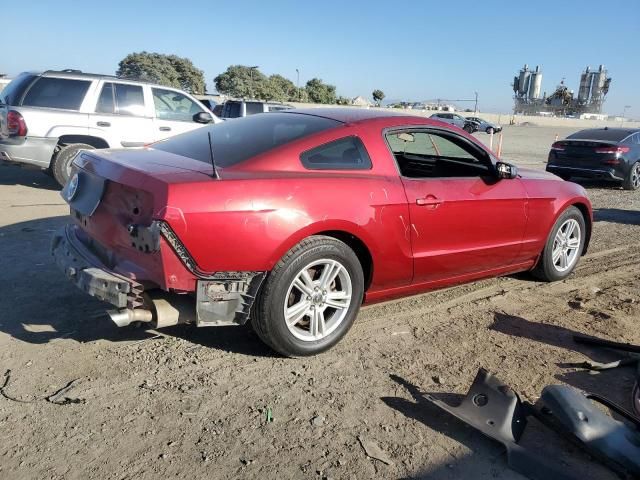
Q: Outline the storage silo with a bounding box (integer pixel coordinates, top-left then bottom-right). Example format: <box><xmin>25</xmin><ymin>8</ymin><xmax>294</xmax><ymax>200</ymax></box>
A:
<box><xmin>589</xmin><ymin>65</ymin><xmax>607</xmax><ymax>102</ymax></box>
<box><xmin>528</xmin><ymin>65</ymin><xmax>542</xmax><ymax>99</ymax></box>
<box><xmin>577</xmin><ymin>66</ymin><xmax>591</xmax><ymax>103</ymax></box>
<box><xmin>518</xmin><ymin>64</ymin><xmax>530</xmax><ymax>96</ymax></box>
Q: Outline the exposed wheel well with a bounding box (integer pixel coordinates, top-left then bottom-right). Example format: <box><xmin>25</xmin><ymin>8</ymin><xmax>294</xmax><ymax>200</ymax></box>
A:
<box><xmin>316</xmin><ymin>230</ymin><xmax>373</xmax><ymax>291</ymax></box>
<box><xmin>57</xmin><ymin>135</ymin><xmax>110</xmax><ymax>149</ymax></box>
<box><xmin>572</xmin><ymin>202</ymin><xmax>592</xmax><ymax>254</ymax></box>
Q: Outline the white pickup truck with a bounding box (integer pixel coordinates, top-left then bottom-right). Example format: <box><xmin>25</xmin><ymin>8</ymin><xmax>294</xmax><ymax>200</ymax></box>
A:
<box><xmin>0</xmin><ymin>70</ymin><xmax>220</xmax><ymax>186</ymax></box>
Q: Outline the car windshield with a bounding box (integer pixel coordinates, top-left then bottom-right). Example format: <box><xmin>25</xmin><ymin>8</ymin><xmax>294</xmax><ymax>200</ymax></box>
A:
<box><xmin>567</xmin><ymin>129</ymin><xmax>634</xmax><ymax>142</ymax></box>
<box><xmin>152</xmin><ymin>112</ymin><xmax>342</xmax><ymax>168</ymax></box>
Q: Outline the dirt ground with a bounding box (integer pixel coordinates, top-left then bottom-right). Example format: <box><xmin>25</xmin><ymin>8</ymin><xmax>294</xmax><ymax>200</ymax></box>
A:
<box><xmin>0</xmin><ymin>125</ymin><xmax>638</xmax><ymax>480</ymax></box>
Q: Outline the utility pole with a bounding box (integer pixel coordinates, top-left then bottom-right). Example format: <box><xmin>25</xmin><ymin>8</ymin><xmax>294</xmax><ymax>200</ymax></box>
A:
<box><xmin>474</xmin><ymin>91</ymin><xmax>478</xmax><ymax>114</ymax></box>
<box><xmin>296</xmin><ymin>68</ymin><xmax>300</xmax><ymax>101</ymax></box>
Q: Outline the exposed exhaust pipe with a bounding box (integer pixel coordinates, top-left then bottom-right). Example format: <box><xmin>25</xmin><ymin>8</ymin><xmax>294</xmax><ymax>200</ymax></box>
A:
<box><xmin>107</xmin><ymin>308</ymin><xmax>153</xmax><ymax>327</ymax></box>
<box><xmin>107</xmin><ymin>292</ymin><xmax>196</xmax><ymax>329</ymax></box>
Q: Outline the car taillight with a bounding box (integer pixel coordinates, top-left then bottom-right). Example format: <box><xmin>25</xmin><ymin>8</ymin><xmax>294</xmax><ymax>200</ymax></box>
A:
<box><xmin>594</xmin><ymin>146</ymin><xmax>630</xmax><ymax>154</ymax></box>
<box><xmin>551</xmin><ymin>142</ymin><xmax>565</xmax><ymax>151</ymax></box>
<box><xmin>7</xmin><ymin>110</ymin><xmax>27</xmax><ymax>136</ymax></box>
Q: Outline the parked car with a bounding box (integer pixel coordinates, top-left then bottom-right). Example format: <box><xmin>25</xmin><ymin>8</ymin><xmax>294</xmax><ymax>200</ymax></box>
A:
<box><xmin>546</xmin><ymin>127</ymin><xmax>640</xmax><ymax>190</ymax></box>
<box><xmin>465</xmin><ymin>116</ymin><xmax>502</xmax><ymax>134</ymax></box>
<box><xmin>220</xmin><ymin>100</ymin><xmax>293</xmax><ymax>119</ymax></box>
<box><xmin>430</xmin><ymin>112</ymin><xmax>478</xmax><ymax>133</ymax></box>
<box><xmin>194</xmin><ymin>95</ymin><xmax>218</xmax><ymax>113</ymax></box>
<box><xmin>0</xmin><ymin>70</ymin><xmax>219</xmax><ymax>186</ymax></box>
<box><xmin>52</xmin><ymin>108</ymin><xmax>592</xmax><ymax>357</ymax></box>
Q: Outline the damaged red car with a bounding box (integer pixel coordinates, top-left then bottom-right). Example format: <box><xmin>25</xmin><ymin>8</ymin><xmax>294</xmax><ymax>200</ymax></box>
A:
<box><xmin>52</xmin><ymin>109</ymin><xmax>592</xmax><ymax>356</ymax></box>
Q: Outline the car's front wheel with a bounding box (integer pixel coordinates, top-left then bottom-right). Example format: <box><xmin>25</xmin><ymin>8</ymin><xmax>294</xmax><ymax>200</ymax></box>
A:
<box><xmin>532</xmin><ymin>206</ymin><xmax>586</xmax><ymax>282</ymax></box>
<box><xmin>622</xmin><ymin>161</ymin><xmax>640</xmax><ymax>190</ymax></box>
<box><xmin>50</xmin><ymin>143</ymin><xmax>95</xmax><ymax>187</ymax></box>
<box><xmin>486</xmin><ymin>127</ymin><xmax>494</xmax><ymax>134</ymax></box>
<box><xmin>252</xmin><ymin>236</ymin><xmax>364</xmax><ymax>357</ymax></box>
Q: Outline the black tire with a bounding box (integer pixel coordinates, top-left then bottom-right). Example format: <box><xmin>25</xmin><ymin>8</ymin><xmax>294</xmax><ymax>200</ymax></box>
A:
<box><xmin>622</xmin><ymin>161</ymin><xmax>640</xmax><ymax>190</ymax></box>
<box><xmin>532</xmin><ymin>206</ymin><xmax>586</xmax><ymax>282</ymax></box>
<box><xmin>50</xmin><ymin>143</ymin><xmax>94</xmax><ymax>187</ymax></box>
<box><xmin>486</xmin><ymin>127</ymin><xmax>494</xmax><ymax>135</ymax></box>
<box><xmin>252</xmin><ymin>235</ymin><xmax>364</xmax><ymax>357</ymax></box>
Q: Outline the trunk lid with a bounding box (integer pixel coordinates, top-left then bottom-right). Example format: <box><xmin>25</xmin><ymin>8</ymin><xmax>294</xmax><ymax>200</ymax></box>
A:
<box><xmin>63</xmin><ymin>148</ymin><xmax>216</xmax><ymax>289</ymax></box>
<box><xmin>550</xmin><ymin>139</ymin><xmax>619</xmax><ymax>167</ymax></box>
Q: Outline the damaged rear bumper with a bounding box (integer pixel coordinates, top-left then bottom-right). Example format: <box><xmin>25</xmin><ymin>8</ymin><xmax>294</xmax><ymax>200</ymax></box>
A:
<box><xmin>51</xmin><ymin>224</ymin><xmax>144</xmax><ymax>309</ymax></box>
<box><xmin>51</xmin><ymin>224</ymin><xmax>266</xmax><ymax>327</ymax></box>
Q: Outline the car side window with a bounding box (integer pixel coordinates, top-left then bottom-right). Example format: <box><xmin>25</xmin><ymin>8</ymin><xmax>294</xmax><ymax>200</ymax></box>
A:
<box><xmin>113</xmin><ymin>83</ymin><xmax>145</xmax><ymax>116</ymax></box>
<box><xmin>22</xmin><ymin>77</ymin><xmax>91</xmax><ymax>110</ymax></box>
<box><xmin>386</xmin><ymin>130</ymin><xmax>491</xmax><ymax>178</ymax></box>
<box><xmin>300</xmin><ymin>136</ymin><xmax>372</xmax><ymax>170</ymax></box>
<box><xmin>245</xmin><ymin>102</ymin><xmax>264</xmax><ymax>115</ymax></box>
<box><xmin>96</xmin><ymin>83</ymin><xmax>115</xmax><ymax>113</ymax></box>
<box><xmin>152</xmin><ymin>88</ymin><xmax>204</xmax><ymax>122</ymax></box>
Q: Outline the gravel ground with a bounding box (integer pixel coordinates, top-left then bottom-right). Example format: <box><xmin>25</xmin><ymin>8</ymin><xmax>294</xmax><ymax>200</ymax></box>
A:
<box><xmin>0</xmin><ymin>125</ymin><xmax>638</xmax><ymax>480</ymax></box>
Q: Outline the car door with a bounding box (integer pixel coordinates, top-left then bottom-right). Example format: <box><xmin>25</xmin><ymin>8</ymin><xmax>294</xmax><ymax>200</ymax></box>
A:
<box><xmin>386</xmin><ymin>128</ymin><xmax>528</xmax><ymax>284</ymax></box>
<box><xmin>90</xmin><ymin>81</ymin><xmax>155</xmax><ymax>148</ymax></box>
<box><xmin>151</xmin><ymin>87</ymin><xmax>209</xmax><ymax>141</ymax></box>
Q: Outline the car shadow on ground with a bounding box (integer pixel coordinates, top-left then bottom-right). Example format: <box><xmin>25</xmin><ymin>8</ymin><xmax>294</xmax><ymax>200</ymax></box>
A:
<box><xmin>490</xmin><ymin>312</ymin><xmax>636</xmax><ymax>411</ymax></box>
<box><xmin>0</xmin><ymin>215</ymin><xmax>277</xmax><ymax>357</ymax></box>
<box><xmin>594</xmin><ymin>208</ymin><xmax>640</xmax><ymax>226</ymax></box>
<box><xmin>0</xmin><ymin>162</ymin><xmax>60</xmax><ymax>191</ymax></box>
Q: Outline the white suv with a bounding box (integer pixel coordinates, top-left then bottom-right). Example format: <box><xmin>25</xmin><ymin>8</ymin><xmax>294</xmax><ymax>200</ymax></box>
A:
<box><xmin>0</xmin><ymin>70</ymin><xmax>220</xmax><ymax>186</ymax></box>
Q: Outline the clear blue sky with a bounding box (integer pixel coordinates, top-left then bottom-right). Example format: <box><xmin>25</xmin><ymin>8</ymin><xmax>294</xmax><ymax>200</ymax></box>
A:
<box><xmin>4</xmin><ymin>0</ymin><xmax>639</xmax><ymax>117</ymax></box>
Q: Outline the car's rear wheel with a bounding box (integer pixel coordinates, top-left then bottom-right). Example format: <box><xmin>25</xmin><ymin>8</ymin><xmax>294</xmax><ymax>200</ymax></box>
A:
<box><xmin>51</xmin><ymin>143</ymin><xmax>94</xmax><ymax>187</ymax></box>
<box><xmin>252</xmin><ymin>236</ymin><xmax>364</xmax><ymax>357</ymax></box>
<box><xmin>622</xmin><ymin>161</ymin><xmax>640</xmax><ymax>190</ymax></box>
<box><xmin>532</xmin><ymin>206</ymin><xmax>585</xmax><ymax>282</ymax></box>
<box><xmin>463</xmin><ymin>124</ymin><xmax>474</xmax><ymax>133</ymax></box>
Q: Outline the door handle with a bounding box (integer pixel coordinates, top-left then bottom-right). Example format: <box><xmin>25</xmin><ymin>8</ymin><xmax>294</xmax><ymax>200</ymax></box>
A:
<box><xmin>96</xmin><ymin>121</ymin><xmax>110</xmax><ymax>127</ymax></box>
<box><xmin>159</xmin><ymin>126</ymin><xmax>171</xmax><ymax>132</ymax></box>
<box><xmin>416</xmin><ymin>195</ymin><xmax>444</xmax><ymax>207</ymax></box>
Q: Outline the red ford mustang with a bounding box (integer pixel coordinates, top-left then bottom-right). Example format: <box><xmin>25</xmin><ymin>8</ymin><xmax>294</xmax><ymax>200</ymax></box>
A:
<box><xmin>52</xmin><ymin>109</ymin><xmax>592</xmax><ymax>356</ymax></box>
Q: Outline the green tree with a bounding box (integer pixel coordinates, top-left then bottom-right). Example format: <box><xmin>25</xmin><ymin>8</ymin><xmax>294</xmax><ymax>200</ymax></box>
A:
<box><xmin>214</xmin><ymin>65</ymin><xmax>267</xmax><ymax>99</ymax></box>
<box><xmin>305</xmin><ymin>78</ymin><xmax>337</xmax><ymax>104</ymax></box>
<box><xmin>293</xmin><ymin>87</ymin><xmax>309</xmax><ymax>103</ymax></box>
<box><xmin>372</xmin><ymin>89</ymin><xmax>385</xmax><ymax>106</ymax></box>
<box><xmin>116</xmin><ymin>52</ymin><xmax>205</xmax><ymax>94</ymax></box>
<box><xmin>336</xmin><ymin>96</ymin><xmax>352</xmax><ymax>105</ymax></box>
<box><xmin>259</xmin><ymin>74</ymin><xmax>297</xmax><ymax>102</ymax></box>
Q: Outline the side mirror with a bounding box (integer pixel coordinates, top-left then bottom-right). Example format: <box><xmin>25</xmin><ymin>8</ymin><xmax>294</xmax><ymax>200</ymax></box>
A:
<box><xmin>193</xmin><ymin>111</ymin><xmax>213</xmax><ymax>124</ymax></box>
<box><xmin>495</xmin><ymin>161</ymin><xmax>518</xmax><ymax>179</ymax></box>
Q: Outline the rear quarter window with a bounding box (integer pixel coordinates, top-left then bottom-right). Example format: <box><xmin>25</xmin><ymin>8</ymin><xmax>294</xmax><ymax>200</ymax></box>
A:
<box><xmin>22</xmin><ymin>77</ymin><xmax>91</xmax><ymax>110</ymax></box>
<box><xmin>300</xmin><ymin>136</ymin><xmax>372</xmax><ymax>170</ymax></box>
<box><xmin>152</xmin><ymin>112</ymin><xmax>341</xmax><ymax>168</ymax></box>
<box><xmin>0</xmin><ymin>73</ymin><xmax>37</xmax><ymax>105</ymax></box>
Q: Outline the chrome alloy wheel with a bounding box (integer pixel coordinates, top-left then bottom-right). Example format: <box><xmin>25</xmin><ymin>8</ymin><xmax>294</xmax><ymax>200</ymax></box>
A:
<box><xmin>551</xmin><ymin>218</ymin><xmax>581</xmax><ymax>273</ymax></box>
<box><xmin>283</xmin><ymin>259</ymin><xmax>353</xmax><ymax>342</ymax></box>
<box><xmin>632</xmin><ymin>163</ymin><xmax>640</xmax><ymax>189</ymax></box>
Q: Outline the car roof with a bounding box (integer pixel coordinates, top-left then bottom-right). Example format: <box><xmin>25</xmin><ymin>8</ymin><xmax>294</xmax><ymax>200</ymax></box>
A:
<box><xmin>567</xmin><ymin>127</ymin><xmax>640</xmax><ymax>142</ymax></box>
<box><xmin>36</xmin><ymin>70</ymin><xmax>163</xmax><ymax>87</ymax></box>
<box><xmin>286</xmin><ymin>107</ymin><xmax>423</xmax><ymax>124</ymax></box>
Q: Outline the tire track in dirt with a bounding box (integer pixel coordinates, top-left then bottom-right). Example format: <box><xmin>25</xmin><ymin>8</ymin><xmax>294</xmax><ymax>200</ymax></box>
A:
<box><xmin>345</xmin><ymin>243</ymin><xmax>640</xmax><ymax>344</ymax></box>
